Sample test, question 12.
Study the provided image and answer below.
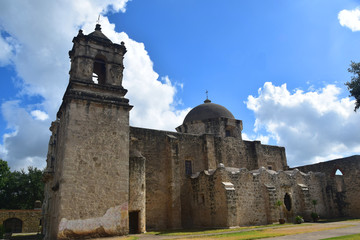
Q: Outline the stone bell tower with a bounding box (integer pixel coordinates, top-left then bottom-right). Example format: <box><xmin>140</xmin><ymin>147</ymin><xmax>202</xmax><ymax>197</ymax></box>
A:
<box><xmin>43</xmin><ymin>24</ymin><xmax>132</xmax><ymax>239</ymax></box>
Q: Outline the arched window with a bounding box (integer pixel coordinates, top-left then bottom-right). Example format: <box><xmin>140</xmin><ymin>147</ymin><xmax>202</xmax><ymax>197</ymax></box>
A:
<box><xmin>284</xmin><ymin>193</ymin><xmax>292</xmax><ymax>211</ymax></box>
<box><xmin>3</xmin><ymin>218</ymin><xmax>22</xmax><ymax>233</ymax></box>
<box><xmin>93</xmin><ymin>55</ymin><xmax>106</xmax><ymax>84</ymax></box>
<box><xmin>335</xmin><ymin>169</ymin><xmax>343</xmax><ymax>176</ymax></box>
<box><xmin>331</xmin><ymin>167</ymin><xmax>344</xmax><ymax>177</ymax></box>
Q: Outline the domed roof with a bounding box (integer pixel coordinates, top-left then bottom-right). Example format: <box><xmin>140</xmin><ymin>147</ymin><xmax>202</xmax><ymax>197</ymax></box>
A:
<box><xmin>183</xmin><ymin>99</ymin><xmax>235</xmax><ymax>123</ymax></box>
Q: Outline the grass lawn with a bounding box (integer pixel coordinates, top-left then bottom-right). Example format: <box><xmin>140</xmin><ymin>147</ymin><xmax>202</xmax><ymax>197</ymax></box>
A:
<box><xmin>321</xmin><ymin>233</ymin><xmax>360</xmax><ymax>240</ymax></box>
<box><xmin>163</xmin><ymin>222</ymin><xmax>358</xmax><ymax>240</ymax></box>
<box><xmin>173</xmin><ymin>229</ymin><xmax>286</xmax><ymax>240</ymax></box>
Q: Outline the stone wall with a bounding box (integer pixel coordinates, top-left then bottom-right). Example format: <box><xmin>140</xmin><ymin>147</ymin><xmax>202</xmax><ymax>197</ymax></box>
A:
<box><xmin>129</xmin><ymin>150</ymin><xmax>146</xmax><ymax>233</ymax></box>
<box><xmin>189</xmin><ymin>166</ymin><xmax>327</xmax><ymax>227</ymax></box>
<box><xmin>43</xmin><ymin>80</ymin><xmax>132</xmax><ymax>240</ymax></box>
<box><xmin>215</xmin><ymin>139</ymin><xmax>287</xmax><ymax>171</ymax></box>
<box><xmin>130</xmin><ymin>127</ymin><xmax>207</xmax><ymax>230</ymax></box>
<box><xmin>57</xmin><ymin>98</ymin><xmax>130</xmax><ymax>238</ymax></box>
<box><xmin>0</xmin><ymin>210</ymin><xmax>41</xmax><ymax>233</ymax></box>
<box><xmin>296</xmin><ymin>155</ymin><xmax>360</xmax><ymax>218</ymax></box>
<box><xmin>130</xmin><ymin>126</ymin><xmax>289</xmax><ymax>230</ymax></box>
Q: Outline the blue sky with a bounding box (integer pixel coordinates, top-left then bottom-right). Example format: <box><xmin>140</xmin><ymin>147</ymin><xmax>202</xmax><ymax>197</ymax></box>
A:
<box><xmin>1</xmin><ymin>0</ymin><xmax>360</xmax><ymax>170</ymax></box>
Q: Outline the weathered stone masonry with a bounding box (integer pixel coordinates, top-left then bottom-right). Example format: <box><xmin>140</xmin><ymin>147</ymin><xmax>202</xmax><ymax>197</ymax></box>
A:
<box><xmin>43</xmin><ymin>24</ymin><xmax>360</xmax><ymax>239</ymax></box>
<box><xmin>296</xmin><ymin>155</ymin><xmax>360</xmax><ymax>218</ymax></box>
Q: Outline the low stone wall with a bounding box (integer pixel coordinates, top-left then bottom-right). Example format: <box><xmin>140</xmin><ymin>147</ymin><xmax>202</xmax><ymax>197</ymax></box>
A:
<box><xmin>296</xmin><ymin>155</ymin><xmax>360</xmax><ymax>218</ymax></box>
<box><xmin>190</xmin><ymin>166</ymin><xmax>327</xmax><ymax>227</ymax></box>
<box><xmin>0</xmin><ymin>210</ymin><xmax>41</xmax><ymax>233</ymax></box>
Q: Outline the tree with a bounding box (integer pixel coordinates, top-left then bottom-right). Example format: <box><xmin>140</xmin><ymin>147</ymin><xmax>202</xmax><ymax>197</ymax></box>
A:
<box><xmin>346</xmin><ymin>61</ymin><xmax>360</xmax><ymax>112</ymax></box>
<box><xmin>312</xmin><ymin>199</ymin><xmax>318</xmax><ymax>213</ymax></box>
<box><xmin>0</xmin><ymin>159</ymin><xmax>11</xmax><ymax>190</ymax></box>
<box><xmin>275</xmin><ymin>200</ymin><xmax>284</xmax><ymax>223</ymax></box>
<box><xmin>0</xmin><ymin>160</ymin><xmax>44</xmax><ymax>210</ymax></box>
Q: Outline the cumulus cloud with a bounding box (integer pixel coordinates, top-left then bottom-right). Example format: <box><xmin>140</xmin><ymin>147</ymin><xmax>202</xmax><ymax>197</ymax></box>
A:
<box><xmin>242</xmin><ymin>132</ymin><xmax>270</xmax><ymax>144</ymax></box>
<box><xmin>0</xmin><ymin>0</ymin><xmax>188</xmax><ymax>170</ymax></box>
<box><xmin>31</xmin><ymin>110</ymin><xmax>49</xmax><ymax>121</ymax></box>
<box><xmin>338</xmin><ymin>7</ymin><xmax>360</xmax><ymax>31</ymax></box>
<box><xmin>1</xmin><ymin>101</ymin><xmax>51</xmax><ymax>170</ymax></box>
<box><xmin>246</xmin><ymin>82</ymin><xmax>360</xmax><ymax>167</ymax></box>
<box><xmin>0</xmin><ymin>34</ymin><xmax>15</xmax><ymax>66</ymax></box>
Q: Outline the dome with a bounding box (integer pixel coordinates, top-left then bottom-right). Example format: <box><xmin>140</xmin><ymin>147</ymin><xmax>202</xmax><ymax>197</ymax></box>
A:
<box><xmin>183</xmin><ymin>99</ymin><xmax>235</xmax><ymax>124</ymax></box>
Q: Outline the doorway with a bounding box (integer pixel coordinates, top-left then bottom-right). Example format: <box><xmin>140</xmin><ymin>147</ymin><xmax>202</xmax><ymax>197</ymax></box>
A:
<box><xmin>4</xmin><ymin>218</ymin><xmax>22</xmax><ymax>233</ymax></box>
<box><xmin>129</xmin><ymin>211</ymin><xmax>139</xmax><ymax>234</ymax></box>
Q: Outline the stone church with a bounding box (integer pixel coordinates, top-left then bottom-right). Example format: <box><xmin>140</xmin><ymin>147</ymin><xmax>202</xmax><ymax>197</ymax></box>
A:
<box><xmin>42</xmin><ymin>24</ymin><xmax>360</xmax><ymax>239</ymax></box>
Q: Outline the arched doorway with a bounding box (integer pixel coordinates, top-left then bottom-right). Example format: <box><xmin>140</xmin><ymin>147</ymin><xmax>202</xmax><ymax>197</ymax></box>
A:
<box><xmin>3</xmin><ymin>218</ymin><xmax>22</xmax><ymax>233</ymax></box>
<box><xmin>284</xmin><ymin>193</ymin><xmax>292</xmax><ymax>211</ymax></box>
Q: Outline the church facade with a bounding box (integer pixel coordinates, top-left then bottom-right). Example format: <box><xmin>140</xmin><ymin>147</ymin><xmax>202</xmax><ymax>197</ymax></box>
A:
<box><xmin>42</xmin><ymin>25</ymin><xmax>360</xmax><ymax>239</ymax></box>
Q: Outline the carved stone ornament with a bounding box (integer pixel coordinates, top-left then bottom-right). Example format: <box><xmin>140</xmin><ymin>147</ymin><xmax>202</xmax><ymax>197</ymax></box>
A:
<box><xmin>81</xmin><ymin>58</ymin><xmax>93</xmax><ymax>78</ymax></box>
<box><xmin>110</xmin><ymin>65</ymin><xmax>123</xmax><ymax>85</ymax></box>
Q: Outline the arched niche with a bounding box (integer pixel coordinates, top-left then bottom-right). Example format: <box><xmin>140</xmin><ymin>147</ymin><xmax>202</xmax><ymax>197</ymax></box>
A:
<box><xmin>3</xmin><ymin>218</ymin><xmax>22</xmax><ymax>233</ymax></box>
<box><xmin>284</xmin><ymin>193</ymin><xmax>292</xmax><ymax>211</ymax></box>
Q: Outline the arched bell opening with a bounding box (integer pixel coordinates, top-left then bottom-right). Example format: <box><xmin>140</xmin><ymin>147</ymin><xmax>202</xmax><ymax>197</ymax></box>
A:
<box><xmin>93</xmin><ymin>55</ymin><xmax>107</xmax><ymax>84</ymax></box>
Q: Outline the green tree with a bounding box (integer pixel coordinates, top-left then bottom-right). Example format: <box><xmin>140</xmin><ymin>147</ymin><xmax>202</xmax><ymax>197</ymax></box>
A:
<box><xmin>312</xmin><ymin>199</ymin><xmax>318</xmax><ymax>213</ymax></box>
<box><xmin>0</xmin><ymin>160</ymin><xmax>44</xmax><ymax>209</ymax></box>
<box><xmin>0</xmin><ymin>159</ymin><xmax>11</xmax><ymax>190</ymax></box>
<box><xmin>346</xmin><ymin>61</ymin><xmax>360</xmax><ymax>111</ymax></box>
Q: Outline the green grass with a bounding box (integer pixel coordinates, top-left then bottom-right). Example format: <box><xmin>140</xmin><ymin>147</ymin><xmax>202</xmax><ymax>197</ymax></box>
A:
<box><xmin>205</xmin><ymin>229</ymin><xmax>286</xmax><ymax>239</ymax></box>
<box><xmin>321</xmin><ymin>233</ymin><xmax>360</xmax><ymax>240</ymax></box>
<box><xmin>125</xmin><ymin>237</ymin><xmax>138</xmax><ymax>240</ymax></box>
<box><xmin>171</xmin><ymin>225</ymin><xmax>358</xmax><ymax>240</ymax></box>
<box><xmin>146</xmin><ymin>223</ymin><xmax>290</xmax><ymax>236</ymax></box>
<box><xmin>170</xmin><ymin>229</ymin><xmax>287</xmax><ymax>240</ymax></box>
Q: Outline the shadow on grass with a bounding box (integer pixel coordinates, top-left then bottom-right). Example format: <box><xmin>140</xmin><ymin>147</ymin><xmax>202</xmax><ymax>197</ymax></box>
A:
<box><xmin>316</xmin><ymin>217</ymin><xmax>360</xmax><ymax>223</ymax></box>
<box><xmin>146</xmin><ymin>223</ymin><xmax>289</xmax><ymax>236</ymax></box>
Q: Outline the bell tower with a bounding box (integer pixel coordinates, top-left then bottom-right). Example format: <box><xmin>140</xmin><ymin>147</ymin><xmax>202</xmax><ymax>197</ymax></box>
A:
<box><xmin>68</xmin><ymin>24</ymin><xmax>126</xmax><ymax>86</ymax></box>
<box><xmin>43</xmin><ymin>24</ymin><xmax>132</xmax><ymax>239</ymax></box>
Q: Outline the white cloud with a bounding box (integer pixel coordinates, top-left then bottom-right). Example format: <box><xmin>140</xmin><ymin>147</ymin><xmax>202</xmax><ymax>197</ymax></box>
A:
<box><xmin>0</xmin><ymin>34</ymin><xmax>15</xmax><ymax>66</ymax></box>
<box><xmin>31</xmin><ymin>110</ymin><xmax>49</xmax><ymax>121</ymax></box>
<box><xmin>0</xmin><ymin>101</ymin><xmax>51</xmax><ymax>170</ymax></box>
<box><xmin>338</xmin><ymin>7</ymin><xmax>360</xmax><ymax>31</ymax></box>
<box><xmin>242</xmin><ymin>132</ymin><xmax>269</xmax><ymax>144</ymax></box>
<box><xmin>246</xmin><ymin>82</ymin><xmax>360</xmax><ymax>167</ymax></box>
<box><xmin>0</xmin><ymin>0</ymin><xmax>188</xmax><ymax>170</ymax></box>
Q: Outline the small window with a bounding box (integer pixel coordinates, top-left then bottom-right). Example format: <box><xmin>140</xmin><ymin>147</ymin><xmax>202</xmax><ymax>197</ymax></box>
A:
<box><xmin>225</xmin><ymin>130</ymin><xmax>231</xmax><ymax>137</ymax></box>
<box><xmin>331</xmin><ymin>167</ymin><xmax>344</xmax><ymax>177</ymax></box>
<box><xmin>185</xmin><ymin>160</ymin><xmax>192</xmax><ymax>176</ymax></box>
<box><xmin>268</xmin><ymin>166</ymin><xmax>272</xmax><ymax>170</ymax></box>
<box><xmin>335</xmin><ymin>169</ymin><xmax>343</xmax><ymax>176</ymax></box>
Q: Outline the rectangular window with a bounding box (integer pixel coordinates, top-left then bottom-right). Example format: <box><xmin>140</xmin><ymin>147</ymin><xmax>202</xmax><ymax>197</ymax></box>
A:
<box><xmin>185</xmin><ymin>160</ymin><xmax>192</xmax><ymax>176</ymax></box>
<box><xmin>225</xmin><ymin>130</ymin><xmax>231</xmax><ymax>137</ymax></box>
